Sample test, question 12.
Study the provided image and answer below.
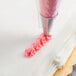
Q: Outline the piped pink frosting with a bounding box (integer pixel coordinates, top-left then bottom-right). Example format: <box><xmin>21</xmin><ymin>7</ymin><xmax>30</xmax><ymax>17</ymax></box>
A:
<box><xmin>24</xmin><ymin>33</ymin><xmax>52</xmax><ymax>57</ymax></box>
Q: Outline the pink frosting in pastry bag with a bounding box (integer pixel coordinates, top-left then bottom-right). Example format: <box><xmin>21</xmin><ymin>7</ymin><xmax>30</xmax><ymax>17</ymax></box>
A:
<box><xmin>40</xmin><ymin>0</ymin><xmax>60</xmax><ymax>18</ymax></box>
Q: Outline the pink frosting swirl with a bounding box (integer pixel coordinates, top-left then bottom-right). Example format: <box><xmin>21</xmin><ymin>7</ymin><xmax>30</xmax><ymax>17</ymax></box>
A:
<box><xmin>24</xmin><ymin>33</ymin><xmax>52</xmax><ymax>57</ymax></box>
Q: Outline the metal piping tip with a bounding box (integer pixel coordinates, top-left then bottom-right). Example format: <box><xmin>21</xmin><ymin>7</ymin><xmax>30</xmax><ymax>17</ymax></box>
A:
<box><xmin>41</xmin><ymin>16</ymin><xmax>53</xmax><ymax>36</ymax></box>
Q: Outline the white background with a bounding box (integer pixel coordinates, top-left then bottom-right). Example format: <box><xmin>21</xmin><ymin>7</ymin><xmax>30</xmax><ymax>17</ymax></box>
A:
<box><xmin>0</xmin><ymin>0</ymin><xmax>76</xmax><ymax>76</ymax></box>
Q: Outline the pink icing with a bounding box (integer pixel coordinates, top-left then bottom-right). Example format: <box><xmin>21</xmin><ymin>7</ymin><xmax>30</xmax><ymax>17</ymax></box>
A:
<box><xmin>40</xmin><ymin>0</ymin><xmax>60</xmax><ymax>18</ymax></box>
<box><xmin>24</xmin><ymin>33</ymin><xmax>52</xmax><ymax>57</ymax></box>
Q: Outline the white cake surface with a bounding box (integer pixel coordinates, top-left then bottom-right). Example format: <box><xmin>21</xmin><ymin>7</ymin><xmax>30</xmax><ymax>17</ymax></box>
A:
<box><xmin>0</xmin><ymin>0</ymin><xmax>76</xmax><ymax>76</ymax></box>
